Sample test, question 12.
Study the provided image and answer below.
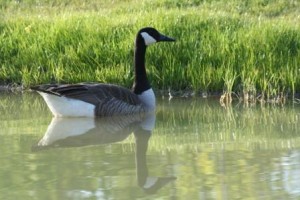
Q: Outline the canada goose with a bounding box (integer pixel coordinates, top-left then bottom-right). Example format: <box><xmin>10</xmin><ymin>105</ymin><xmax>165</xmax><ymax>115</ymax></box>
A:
<box><xmin>31</xmin><ymin>27</ymin><xmax>175</xmax><ymax>117</ymax></box>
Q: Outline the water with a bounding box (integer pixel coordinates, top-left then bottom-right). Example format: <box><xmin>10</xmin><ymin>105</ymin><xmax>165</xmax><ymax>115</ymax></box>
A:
<box><xmin>0</xmin><ymin>92</ymin><xmax>300</xmax><ymax>200</ymax></box>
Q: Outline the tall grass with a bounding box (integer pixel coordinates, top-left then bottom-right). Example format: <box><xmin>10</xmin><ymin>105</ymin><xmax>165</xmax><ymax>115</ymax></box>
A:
<box><xmin>0</xmin><ymin>0</ymin><xmax>299</xmax><ymax>101</ymax></box>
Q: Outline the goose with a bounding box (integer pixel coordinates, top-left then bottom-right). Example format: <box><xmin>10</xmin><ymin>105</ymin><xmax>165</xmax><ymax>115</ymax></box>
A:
<box><xmin>31</xmin><ymin>27</ymin><xmax>175</xmax><ymax>117</ymax></box>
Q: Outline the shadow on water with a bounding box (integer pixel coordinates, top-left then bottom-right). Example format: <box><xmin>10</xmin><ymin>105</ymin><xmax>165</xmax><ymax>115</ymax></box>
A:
<box><xmin>31</xmin><ymin>112</ymin><xmax>176</xmax><ymax>195</ymax></box>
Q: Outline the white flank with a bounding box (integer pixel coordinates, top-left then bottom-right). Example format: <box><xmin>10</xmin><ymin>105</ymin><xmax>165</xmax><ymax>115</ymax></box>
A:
<box><xmin>140</xmin><ymin>32</ymin><xmax>157</xmax><ymax>46</ymax></box>
<box><xmin>143</xmin><ymin>177</ymin><xmax>159</xmax><ymax>189</ymax></box>
<box><xmin>38</xmin><ymin>118</ymin><xmax>95</xmax><ymax>146</ymax></box>
<box><xmin>138</xmin><ymin>88</ymin><xmax>156</xmax><ymax>110</ymax></box>
<box><xmin>39</xmin><ymin>92</ymin><xmax>95</xmax><ymax>117</ymax></box>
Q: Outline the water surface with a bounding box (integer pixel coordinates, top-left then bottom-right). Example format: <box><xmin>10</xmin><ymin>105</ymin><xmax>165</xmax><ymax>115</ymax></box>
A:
<box><xmin>0</xmin><ymin>92</ymin><xmax>300</xmax><ymax>200</ymax></box>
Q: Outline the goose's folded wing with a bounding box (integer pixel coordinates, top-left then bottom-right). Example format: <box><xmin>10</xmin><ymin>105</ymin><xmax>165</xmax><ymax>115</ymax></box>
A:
<box><xmin>31</xmin><ymin>83</ymin><xmax>142</xmax><ymax>106</ymax></box>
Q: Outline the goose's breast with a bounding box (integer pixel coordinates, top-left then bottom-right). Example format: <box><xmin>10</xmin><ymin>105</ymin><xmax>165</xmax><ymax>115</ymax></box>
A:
<box><xmin>137</xmin><ymin>88</ymin><xmax>156</xmax><ymax>110</ymax></box>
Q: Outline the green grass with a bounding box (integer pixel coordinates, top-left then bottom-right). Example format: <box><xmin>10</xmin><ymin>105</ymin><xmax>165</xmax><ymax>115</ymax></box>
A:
<box><xmin>0</xmin><ymin>0</ymin><xmax>300</xmax><ymax>101</ymax></box>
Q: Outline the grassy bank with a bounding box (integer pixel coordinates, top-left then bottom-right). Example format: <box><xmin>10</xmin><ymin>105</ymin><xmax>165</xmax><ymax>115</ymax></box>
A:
<box><xmin>1</xmin><ymin>0</ymin><xmax>300</xmax><ymax>102</ymax></box>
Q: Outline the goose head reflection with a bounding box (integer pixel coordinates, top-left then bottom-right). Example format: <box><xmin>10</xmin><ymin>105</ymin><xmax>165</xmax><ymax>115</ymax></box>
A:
<box><xmin>32</xmin><ymin>112</ymin><xmax>176</xmax><ymax>194</ymax></box>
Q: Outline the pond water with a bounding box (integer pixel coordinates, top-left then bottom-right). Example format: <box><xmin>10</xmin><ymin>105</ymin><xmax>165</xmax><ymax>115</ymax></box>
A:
<box><xmin>0</xmin><ymin>92</ymin><xmax>300</xmax><ymax>200</ymax></box>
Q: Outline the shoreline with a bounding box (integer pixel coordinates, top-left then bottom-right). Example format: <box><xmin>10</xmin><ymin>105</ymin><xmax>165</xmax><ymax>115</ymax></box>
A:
<box><xmin>0</xmin><ymin>84</ymin><xmax>24</xmax><ymax>92</ymax></box>
<box><xmin>1</xmin><ymin>84</ymin><xmax>299</xmax><ymax>105</ymax></box>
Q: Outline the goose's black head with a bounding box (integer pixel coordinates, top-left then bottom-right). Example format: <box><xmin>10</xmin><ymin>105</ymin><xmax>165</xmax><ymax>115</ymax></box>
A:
<box><xmin>137</xmin><ymin>27</ymin><xmax>176</xmax><ymax>46</ymax></box>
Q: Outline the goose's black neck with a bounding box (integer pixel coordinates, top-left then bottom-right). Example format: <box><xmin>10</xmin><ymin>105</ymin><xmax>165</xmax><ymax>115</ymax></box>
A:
<box><xmin>133</xmin><ymin>36</ymin><xmax>151</xmax><ymax>95</ymax></box>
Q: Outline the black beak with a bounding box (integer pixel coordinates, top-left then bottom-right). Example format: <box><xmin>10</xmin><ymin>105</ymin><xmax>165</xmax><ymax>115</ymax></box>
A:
<box><xmin>159</xmin><ymin>34</ymin><xmax>176</xmax><ymax>42</ymax></box>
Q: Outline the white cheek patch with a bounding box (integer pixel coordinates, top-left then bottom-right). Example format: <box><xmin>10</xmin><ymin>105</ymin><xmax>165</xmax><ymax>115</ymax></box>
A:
<box><xmin>141</xmin><ymin>32</ymin><xmax>157</xmax><ymax>46</ymax></box>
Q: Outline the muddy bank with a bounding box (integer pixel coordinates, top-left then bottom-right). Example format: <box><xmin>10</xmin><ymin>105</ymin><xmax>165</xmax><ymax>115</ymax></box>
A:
<box><xmin>0</xmin><ymin>84</ymin><xmax>299</xmax><ymax>105</ymax></box>
<box><xmin>0</xmin><ymin>84</ymin><xmax>24</xmax><ymax>92</ymax></box>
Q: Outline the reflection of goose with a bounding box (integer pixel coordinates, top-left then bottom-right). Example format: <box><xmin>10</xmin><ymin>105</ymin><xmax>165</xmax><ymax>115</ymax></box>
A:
<box><xmin>33</xmin><ymin>114</ymin><xmax>144</xmax><ymax>149</ymax></box>
<box><xmin>31</xmin><ymin>27</ymin><xmax>175</xmax><ymax>117</ymax></box>
<box><xmin>32</xmin><ymin>113</ymin><xmax>176</xmax><ymax>194</ymax></box>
